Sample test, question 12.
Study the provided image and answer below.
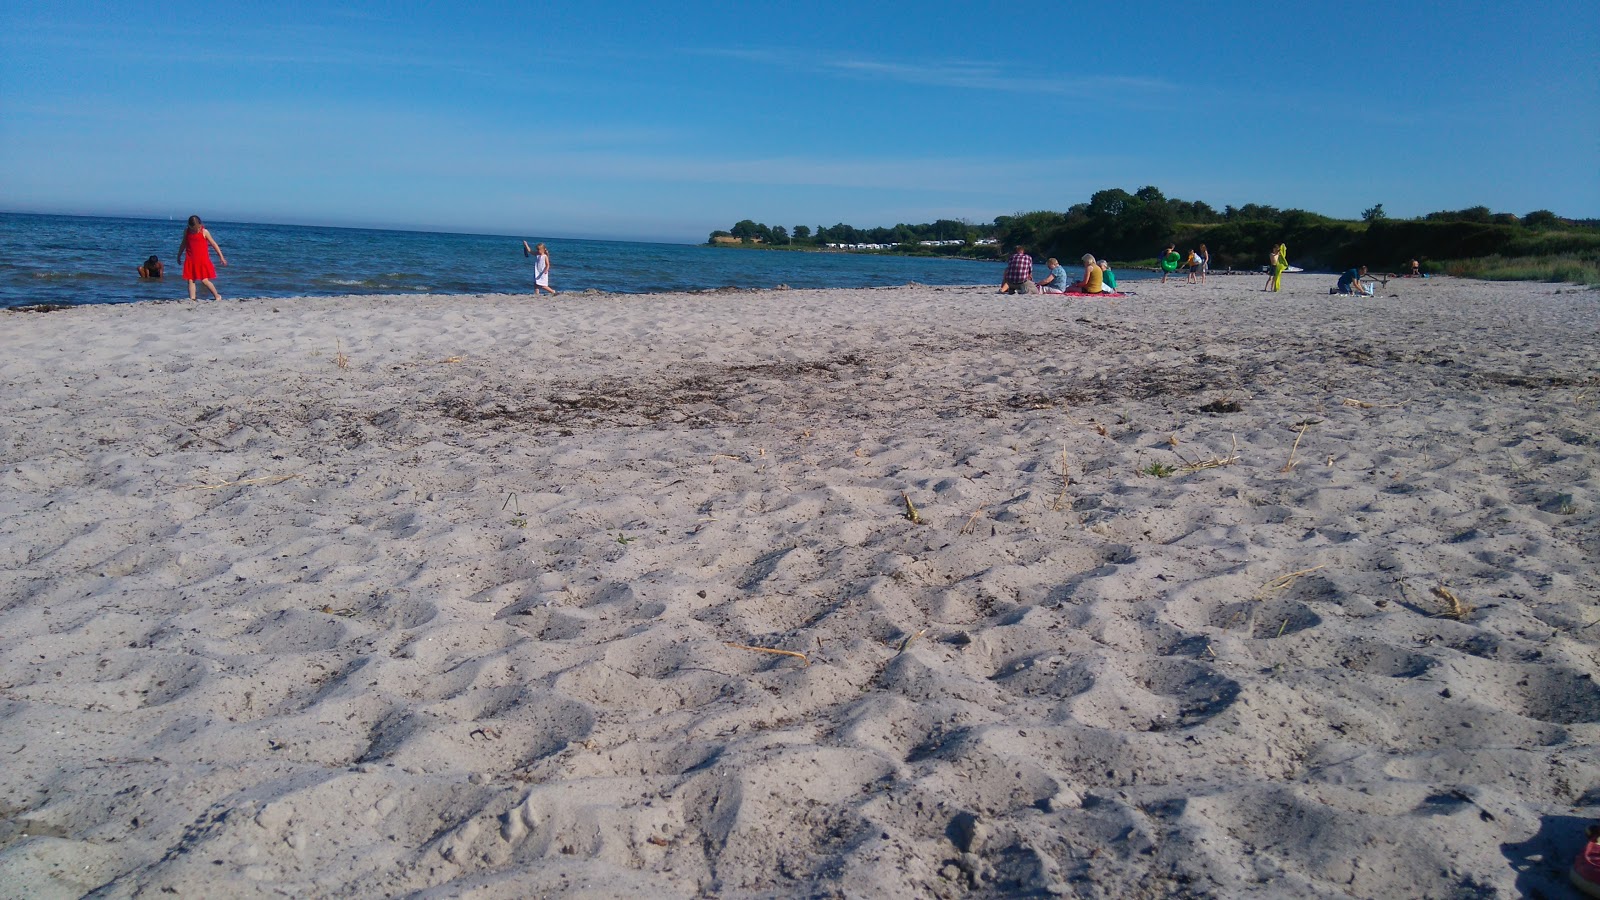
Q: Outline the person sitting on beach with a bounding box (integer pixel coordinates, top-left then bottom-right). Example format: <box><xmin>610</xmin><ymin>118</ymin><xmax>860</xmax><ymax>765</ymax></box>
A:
<box><xmin>1335</xmin><ymin>265</ymin><xmax>1373</xmax><ymax>296</ymax></box>
<box><xmin>1000</xmin><ymin>246</ymin><xmax>1034</xmax><ymax>294</ymax></box>
<box><xmin>1066</xmin><ymin>254</ymin><xmax>1106</xmax><ymax>293</ymax></box>
<box><xmin>1098</xmin><ymin>259</ymin><xmax>1117</xmax><ymax>291</ymax></box>
<box><xmin>1037</xmin><ymin>258</ymin><xmax>1070</xmax><ymax>294</ymax></box>
<box><xmin>1160</xmin><ymin>245</ymin><xmax>1181</xmax><ymax>283</ymax></box>
<box><xmin>1406</xmin><ymin>258</ymin><xmax>1422</xmax><ymax>277</ymax></box>
<box><xmin>137</xmin><ymin>255</ymin><xmax>163</xmax><ymax>278</ymax></box>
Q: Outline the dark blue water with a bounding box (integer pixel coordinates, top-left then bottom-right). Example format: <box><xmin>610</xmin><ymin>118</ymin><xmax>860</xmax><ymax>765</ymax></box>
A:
<box><xmin>0</xmin><ymin>213</ymin><xmax>1031</xmax><ymax>308</ymax></box>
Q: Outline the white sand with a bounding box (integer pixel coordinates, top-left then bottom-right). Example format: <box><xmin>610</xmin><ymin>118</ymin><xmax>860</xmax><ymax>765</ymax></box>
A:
<box><xmin>1</xmin><ymin>274</ymin><xmax>1597</xmax><ymax>898</ymax></box>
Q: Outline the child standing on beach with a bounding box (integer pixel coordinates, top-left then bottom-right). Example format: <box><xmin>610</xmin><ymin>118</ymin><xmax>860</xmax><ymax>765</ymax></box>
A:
<box><xmin>523</xmin><ymin>241</ymin><xmax>556</xmax><ymax>295</ymax></box>
<box><xmin>178</xmin><ymin>216</ymin><xmax>226</xmax><ymax>301</ymax></box>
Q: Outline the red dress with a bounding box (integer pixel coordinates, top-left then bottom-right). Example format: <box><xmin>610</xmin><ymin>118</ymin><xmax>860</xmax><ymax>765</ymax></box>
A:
<box><xmin>182</xmin><ymin>229</ymin><xmax>216</xmax><ymax>280</ymax></box>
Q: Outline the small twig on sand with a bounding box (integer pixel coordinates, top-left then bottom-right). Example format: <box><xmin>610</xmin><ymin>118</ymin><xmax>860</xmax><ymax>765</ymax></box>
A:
<box><xmin>901</xmin><ymin>491</ymin><xmax>922</xmax><ymax>524</ymax></box>
<box><xmin>189</xmin><ymin>474</ymin><xmax>300</xmax><ymax>490</ymax></box>
<box><xmin>896</xmin><ymin>628</ymin><xmax>928</xmax><ymax>654</ymax></box>
<box><xmin>959</xmin><ymin>507</ymin><xmax>985</xmax><ymax>535</ymax></box>
<box><xmin>1179</xmin><ymin>435</ymin><xmax>1240</xmax><ymax>473</ymax></box>
<box><xmin>1341</xmin><ymin>398</ymin><xmax>1374</xmax><ymax>409</ymax></box>
<box><xmin>1431</xmin><ymin>585</ymin><xmax>1472</xmax><ymax>621</ymax></box>
<box><xmin>1255</xmin><ymin>564</ymin><xmax>1326</xmax><ymax>598</ymax></box>
<box><xmin>724</xmin><ymin>642</ymin><xmax>810</xmax><ymax>667</ymax></box>
<box><xmin>1280</xmin><ymin>423</ymin><xmax>1310</xmax><ymax>472</ymax></box>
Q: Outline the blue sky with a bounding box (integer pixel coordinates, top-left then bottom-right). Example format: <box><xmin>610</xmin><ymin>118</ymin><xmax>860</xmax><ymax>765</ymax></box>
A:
<box><xmin>2</xmin><ymin>0</ymin><xmax>1596</xmax><ymax>242</ymax></box>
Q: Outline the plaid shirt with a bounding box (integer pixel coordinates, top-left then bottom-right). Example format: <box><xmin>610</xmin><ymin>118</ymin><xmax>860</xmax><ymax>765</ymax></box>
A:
<box><xmin>1004</xmin><ymin>251</ymin><xmax>1033</xmax><ymax>284</ymax></box>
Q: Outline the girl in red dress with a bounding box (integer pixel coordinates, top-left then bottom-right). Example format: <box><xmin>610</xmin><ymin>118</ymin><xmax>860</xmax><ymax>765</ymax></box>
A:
<box><xmin>177</xmin><ymin>215</ymin><xmax>227</xmax><ymax>301</ymax></box>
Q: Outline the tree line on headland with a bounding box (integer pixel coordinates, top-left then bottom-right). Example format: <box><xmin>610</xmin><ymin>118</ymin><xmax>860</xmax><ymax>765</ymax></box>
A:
<box><xmin>709</xmin><ymin>186</ymin><xmax>1600</xmax><ymax>282</ymax></box>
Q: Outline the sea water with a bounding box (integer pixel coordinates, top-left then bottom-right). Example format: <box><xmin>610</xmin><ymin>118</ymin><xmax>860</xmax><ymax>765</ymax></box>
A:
<box><xmin>0</xmin><ymin>213</ymin><xmax>1048</xmax><ymax>309</ymax></box>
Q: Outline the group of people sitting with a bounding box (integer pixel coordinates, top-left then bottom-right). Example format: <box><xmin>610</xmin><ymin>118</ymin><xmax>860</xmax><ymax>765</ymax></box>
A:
<box><xmin>1001</xmin><ymin>247</ymin><xmax>1118</xmax><ymax>295</ymax></box>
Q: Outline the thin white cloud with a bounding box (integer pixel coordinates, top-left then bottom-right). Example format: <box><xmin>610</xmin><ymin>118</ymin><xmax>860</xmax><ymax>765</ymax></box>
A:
<box><xmin>693</xmin><ymin>47</ymin><xmax>1175</xmax><ymax>98</ymax></box>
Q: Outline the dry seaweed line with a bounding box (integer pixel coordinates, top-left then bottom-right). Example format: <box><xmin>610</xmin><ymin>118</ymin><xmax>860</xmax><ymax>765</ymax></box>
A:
<box><xmin>725</xmin><ymin>642</ymin><xmax>810</xmax><ymax>667</ymax></box>
<box><xmin>189</xmin><ymin>474</ymin><xmax>300</xmax><ymax>486</ymax></box>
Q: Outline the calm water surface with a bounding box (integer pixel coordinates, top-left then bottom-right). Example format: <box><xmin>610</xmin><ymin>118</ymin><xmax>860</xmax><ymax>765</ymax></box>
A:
<box><xmin>0</xmin><ymin>213</ymin><xmax>1040</xmax><ymax>309</ymax></box>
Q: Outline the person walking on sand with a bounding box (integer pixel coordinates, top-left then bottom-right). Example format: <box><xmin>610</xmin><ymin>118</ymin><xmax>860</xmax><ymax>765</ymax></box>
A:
<box><xmin>1198</xmin><ymin>243</ymin><xmax>1210</xmax><ymax>284</ymax></box>
<box><xmin>1264</xmin><ymin>242</ymin><xmax>1288</xmax><ymax>292</ymax></box>
<box><xmin>524</xmin><ymin>241</ymin><xmax>556</xmax><ymax>294</ymax></box>
<box><xmin>1160</xmin><ymin>244</ymin><xmax>1181</xmax><ymax>283</ymax></box>
<box><xmin>178</xmin><ymin>215</ymin><xmax>226</xmax><ymax>301</ymax></box>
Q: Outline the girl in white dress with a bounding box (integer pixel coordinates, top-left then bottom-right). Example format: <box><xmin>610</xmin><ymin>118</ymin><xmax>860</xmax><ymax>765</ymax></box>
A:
<box><xmin>523</xmin><ymin>241</ymin><xmax>556</xmax><ymax>294</ymax></box>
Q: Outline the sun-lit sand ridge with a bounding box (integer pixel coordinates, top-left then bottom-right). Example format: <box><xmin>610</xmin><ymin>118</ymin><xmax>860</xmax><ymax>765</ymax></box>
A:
<box><xmin>1</xmin><ymin>275</ymin><xmax>1597</xmax><ymax>897</ymax></box>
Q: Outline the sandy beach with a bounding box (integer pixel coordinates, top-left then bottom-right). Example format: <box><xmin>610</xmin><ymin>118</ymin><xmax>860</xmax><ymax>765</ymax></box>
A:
<box><xmin>1</xmin><ymin>274</ymin><xmax>1597</xmax><ymax>898</ymax></box>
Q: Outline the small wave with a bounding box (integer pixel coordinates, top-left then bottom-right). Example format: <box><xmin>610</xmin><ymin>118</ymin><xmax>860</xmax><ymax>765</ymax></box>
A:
<box><xmin>29</xmin><ymin>271</ymin><xmax>107</xmax><ymax>281</ymax></box>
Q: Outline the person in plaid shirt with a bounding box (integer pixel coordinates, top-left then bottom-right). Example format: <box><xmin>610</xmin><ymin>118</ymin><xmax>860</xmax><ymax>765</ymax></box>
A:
<box><xmin>1001</xmin><ymin>246</ymin><xmax>1034</xmax><ymax>294</ymax></box>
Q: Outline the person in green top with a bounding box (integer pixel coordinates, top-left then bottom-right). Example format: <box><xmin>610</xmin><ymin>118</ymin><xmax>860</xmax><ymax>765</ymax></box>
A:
<box><xmin>1098</xmin><ymin>259</ymin><xmax>1117</xmax><ymax>290</ymax></box>
<box><xmin>1160</xmin><ymin>244</ymin><xmax>1181</xmax><ymax>282</ymax></box>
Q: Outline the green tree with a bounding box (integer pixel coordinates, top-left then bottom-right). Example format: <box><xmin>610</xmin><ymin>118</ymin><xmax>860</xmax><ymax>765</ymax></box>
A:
<box><xmin>1522</xmin><ymin>210</ymin><xmax>1562</xmax><ymax>230</ymax></box>
<box><xmin>793</xmin><ymin>225</ymin><xmax>811</xmax><ymax>241</ymax></box>
<box><xmin>1362</xmin><ymin>203</ymin><xmax>1387</xmax><ymax>222</ymax></box>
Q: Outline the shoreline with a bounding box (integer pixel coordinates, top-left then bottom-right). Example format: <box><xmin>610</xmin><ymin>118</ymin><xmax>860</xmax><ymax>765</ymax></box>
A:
<box><xmin>2</xmin><ymin>276</ymin><xmax>1597</xmax><ymax>896</ymax></box>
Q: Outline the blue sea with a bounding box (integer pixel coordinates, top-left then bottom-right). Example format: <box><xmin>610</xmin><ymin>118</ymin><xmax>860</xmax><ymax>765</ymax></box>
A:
<box><xmin>0</xmin><ymin>212</ymin><xmax>1057</xmax><ymax>309</ymax></box>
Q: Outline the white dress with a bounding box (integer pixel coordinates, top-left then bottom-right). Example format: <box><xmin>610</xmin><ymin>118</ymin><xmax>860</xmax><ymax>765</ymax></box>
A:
<box><xmin>534</xmin><ymin>252</ymin><xmax>550</xmax><ymax>287</ymax></box>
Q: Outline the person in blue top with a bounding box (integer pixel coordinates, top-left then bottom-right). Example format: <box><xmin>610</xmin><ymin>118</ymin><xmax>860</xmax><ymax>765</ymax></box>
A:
<box><xmin>1037</xmin><ymin>258</ymin><xmax>1071</xmax><ymax>294</ymax></box>
<box><xmin>1335</xmin><ymin>265</ymin><xmax>1373</xmax><ymax>295</ymax></box>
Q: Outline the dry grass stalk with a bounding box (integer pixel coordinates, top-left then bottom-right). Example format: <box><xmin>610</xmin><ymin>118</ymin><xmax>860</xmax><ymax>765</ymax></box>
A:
<box><xmin>724</xmin><ymin>642</ymin><xmax>810</xmax><ymax>667</ymax></box>
<box><xmin>1279</xmin><ymin>423</ymin><xmax>1310</xmax><ymax>472</ymax></box>
<box><xmin>1254</xmin><ymin>564</ymin><xmax>1326</xmax><ymax>598</ymax></box>
<box><xmin>1431</xmin><ymin>585</ymin><xmax>1472</xmax><ymax>621</ymax></box>
<box><xmin>1052</xmin><ymin>447</ymin><xmax>1071</xmax><ymax>510</ymax></box>
<box><xmin>1341</xmin><ymin>398</ymin><xmax>1374</xmax><ymax>409</ymax></box>
<box><xmin>334</xmin><ymin>339</ymin><xmax>350</xmax><ymax>370</ymax></box>
<box><xmin>190</xmin><ymin>474</ymin><xmax>300</xmax><ymax>490</ymax></box>
<box><xmin>440</xmin><ymin>355</ymin><xmax>463</xmax><ymax>364</ymax></box>
<box><xmin>896</xmin><ymin>628</ymin><xmax>928</xmax><ymax>654</ymax></box>
<box><xmin>710</xmin><ymin>453</ymin><xmax>743</xmax><ymax>463</ymax></box>
<box><xmin>901</xmin><ymin>491</ymin><xmax>922</xmax><ymax>524</ymax></box>
<box><xmin>1178</xmin><ymin>435</ymin><xmax>1240</xmax><ymax>473</ymax></box>
<box><xmin>959</xmin><ymin>507</ymin><xmax>986</xmax><ymax>535</ymax></box>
